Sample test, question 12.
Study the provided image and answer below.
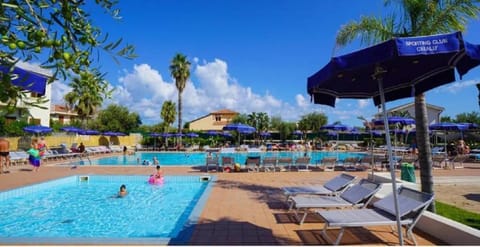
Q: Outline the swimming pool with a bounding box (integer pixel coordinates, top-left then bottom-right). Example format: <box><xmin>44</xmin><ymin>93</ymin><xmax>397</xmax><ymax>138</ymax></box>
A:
<box><xmin>0</xmin><ymin>175</ymin><xmax>213</xmax><ymax>244</ymax></box>
<box><xmin>73</xmin><ymin>151</ymin><xmax>366</xmax><ymax>166</ymax></box>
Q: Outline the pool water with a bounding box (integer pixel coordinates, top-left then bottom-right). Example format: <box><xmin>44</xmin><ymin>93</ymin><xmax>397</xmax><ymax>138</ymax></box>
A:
<box><xmin>76</xmin><ymin>151</ymin><xmax>366</xmax><ymax>166</ymax></box>
<box><xmin>0</xmin><ymin>175</ymin><xmax>212</xmax><ymax>243</ymax></box>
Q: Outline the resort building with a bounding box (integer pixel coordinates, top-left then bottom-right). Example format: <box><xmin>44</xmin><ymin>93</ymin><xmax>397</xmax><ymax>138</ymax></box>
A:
<box><xmin>0</xmin><ymin>65</ymin><xmax>51</xmax><ymax>126</ymax></box>
<box><xmin>374</xmin><ymin>102</ymin><xmax>444</xmax><ymax>125</ymax></box>
<box><xmin>188</xmin><ymin>109</ymin><xmax>238</xmax><ymax>131</ymax></box>
<box><xmin>50</xmin><ymin>104</ymin><xmax>79</xmax><ymax>125</ymax></box>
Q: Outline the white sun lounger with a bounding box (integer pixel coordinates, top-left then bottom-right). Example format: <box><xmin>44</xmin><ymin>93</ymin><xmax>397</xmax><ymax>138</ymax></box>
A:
<box><xmin>288</xmin><ymin>179</ymin><xmax>381</xmax><ymax>224</ymax></box>
<box><xmin>282</xmin><ymin>173</ymin><xmax>356</xmax><ymax>202</ymax></box>
<box><xmin>317</xmin><ymin>187</ymin><xmax>434</xmax><ymax>245</ymax></box>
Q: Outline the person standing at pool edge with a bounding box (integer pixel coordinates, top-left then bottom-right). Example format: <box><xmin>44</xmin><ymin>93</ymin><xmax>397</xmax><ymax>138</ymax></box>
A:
<box><xmin>28</xmin><ymin>138</ymin><xmax>41</xmax><ymax>172</ymax></box>
<box><xmin>0</xmin><ymin>138</ymin><xmax>10</xmax><ymax>173</ymax></box>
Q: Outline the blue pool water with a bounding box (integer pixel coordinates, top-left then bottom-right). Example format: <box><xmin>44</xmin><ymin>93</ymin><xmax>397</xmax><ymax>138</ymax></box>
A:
<box><xmin>0</xmin><ymin>175</ymin><xmax>213</xmax><ymax>244</ymax></box>
<box><xmin>76</xmin><ymin>151</ymin><xmax>366</xmax><ymax>166</ymax></box>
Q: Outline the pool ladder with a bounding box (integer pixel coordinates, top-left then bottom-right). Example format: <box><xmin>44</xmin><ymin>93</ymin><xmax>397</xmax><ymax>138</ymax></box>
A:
<box><xmin>73</xmin><ymin>153</ymin><xmax>92</xmax><ymax>166</ymax></box>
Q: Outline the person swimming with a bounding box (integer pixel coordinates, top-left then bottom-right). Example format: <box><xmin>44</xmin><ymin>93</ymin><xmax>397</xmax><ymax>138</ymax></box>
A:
<box><xmin>118</xmin><ymin>184</ymin><xmax>128</xmax><ymax>197</ymax></box>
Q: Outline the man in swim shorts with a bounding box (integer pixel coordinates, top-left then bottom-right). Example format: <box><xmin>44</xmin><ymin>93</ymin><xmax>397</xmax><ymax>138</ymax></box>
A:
<box><xmin>0</xmin><ymin>138</ymin><xmax>10</xmax><ymax>173</ymax></box>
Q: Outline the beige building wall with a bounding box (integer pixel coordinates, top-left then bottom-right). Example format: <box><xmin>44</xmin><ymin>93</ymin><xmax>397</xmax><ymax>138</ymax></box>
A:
<box><xmin>190</xmin><ymin>116</ymin><xmax>225</xmax><ymax>131</ymax></box>
<box><xmin>189</xmin><ymin>109</ymin><xmax>238</xmax><ymax>131</ymax></box>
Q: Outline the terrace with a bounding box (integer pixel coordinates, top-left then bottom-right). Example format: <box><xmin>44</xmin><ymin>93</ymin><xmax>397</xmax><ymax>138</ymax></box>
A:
<box><xmin>0</xmin><ymin>162</ymin><xmax>479</xmax><ymax>245</ymax></box>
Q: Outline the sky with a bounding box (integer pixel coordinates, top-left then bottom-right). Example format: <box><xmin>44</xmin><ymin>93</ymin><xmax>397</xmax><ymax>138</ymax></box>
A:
<box><xmin>47</xmin><ymin>0</ymin><xmax>480</xmax><ymax>128</ymax></box>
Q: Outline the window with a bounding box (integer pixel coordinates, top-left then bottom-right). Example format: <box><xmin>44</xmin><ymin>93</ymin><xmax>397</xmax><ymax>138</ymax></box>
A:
<box><xmin>215</xmin><ymin>115</ymin><xmax>221</xmax><ymax>122</ymax></box>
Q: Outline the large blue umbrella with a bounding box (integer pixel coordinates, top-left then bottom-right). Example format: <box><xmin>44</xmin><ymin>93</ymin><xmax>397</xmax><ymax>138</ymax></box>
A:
<box><xmin>430</xmin><ymin>123</ymin><xmax>469</xmax><ymax>153</ymax></box>
<box><xmin>78</xmin><ymin>129</ymin><xmax>100</xmax><ymax>135</ymax></box>
<box><xmin>320</xmin><ymin>124</ymin><xmax>350</xmax><ymax>131</ymax></box>
<box><xmin>23</xmin><ymin>125</ymin><xmax>52</xmax><ymax>134</ymax></box>
<box><xmin>205</xmin><ymin>130</ymin><xmax>219</xmax><ymax>136</ymax></box>
<box><xmin>373</xmin><ymin>116</ymin><xmax>415</xmax><ymax>126</ymax></box>
<box><xmin>374</xmin><ymin>117</ymin><xmax>415</xmax><ymax>151</ymax></box>
<box><xmin>307</xmin><ymin>32</ymin><xmax>480</xmax><ymax>244</ymax></box>
<box><xmin>185</xmin><ymin>133</ymin><xmax>199</xmax><ymax>138</ymax></box>
<box><xmin>102</xmin><ymin>131</ymin><xmax>125</xmax><ymax>136</ymax></box>
<box><xmin>1</xmin><ymin>65</ymin><xmax>48</xmax><ymax>96</ymax></box>
<box><xmin>223</xmin><ymin>123</ymin><xmax>256</xmax><ymax>133</ymax></box>
<box><xmin>223</xmin><ymin>123</ymin><xmax>255</xmax><ymax>144</ymax></box>
<box><xmin>60</xmin><ymin>126</ymin><xmax>83</xmax><ymax>133</ymax></box>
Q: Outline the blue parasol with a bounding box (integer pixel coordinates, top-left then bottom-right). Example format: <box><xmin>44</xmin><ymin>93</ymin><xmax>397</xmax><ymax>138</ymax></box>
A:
<box><xmin>307</xmin><ymin>32</ymin><xmax>480</xmax><ymax>244</ymax></box>
<box><xmin>185</xmin><ymin>133</ymin><xmax>199</xmax><ymax>138</ymax></box>
<box><xmin>223</xmin><ymin>123</ymin><xmax>255</xmax><ymax>144</ymax></box>
<box><xmin>78</xmin><ymin>129</ymin><xmax>100</xmax><ymax>135</ymax></box>
<box><xmin>373</xmin><ymin>116</ymin><xmax>415</xmax><ymax>126</ymax></box>
<box><xmin>23</xmin><ymin>125</ymin><xmax>52</xmax><ymax>134</ymax></box>
<box><xmin>60</xmin><ymin>126</ymin><xmax>83</xmax><ymax>133</ymax></box>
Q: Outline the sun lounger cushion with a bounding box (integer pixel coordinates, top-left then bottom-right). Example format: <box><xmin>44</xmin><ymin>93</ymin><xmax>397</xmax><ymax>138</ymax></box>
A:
<box><xmin>373</xmin><ymin>190</ymin><xmax>430</xmax><ymax>217</ymax></box>
<box><xmin>339</xmin><ymin>185</ymin><xmax>376</xmax><ymax>204</ymax></box>
<box><xmin>284</xmin><ymin>186</ymin><xmax>332</xmax><ymax>195</ymax></box>
<box><xmin>323</xmin><ymin>173</ymin><xmax>356</xmax><ymax>192</ymax></box>
<box><xmin>318</xmin><ymin>208</ymin><xmax>413</xmax><ymax>227</ymax></box>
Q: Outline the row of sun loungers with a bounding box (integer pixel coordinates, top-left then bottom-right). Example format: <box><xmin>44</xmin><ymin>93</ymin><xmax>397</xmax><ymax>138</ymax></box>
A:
<box><xmin>280</xmin><ymin>173</ymin><xmax>434</xmax><ymax>245</ymax></box>
<box><xmin>205</xmin><ymin>156</ymin><xmax>315</xmax><ymax>173</ymax></box>
<box><xmin>7</xmin><ymin>145</ymin><xmax>122</xmax><ymax>166</ymax></box>
<box><xmin>205</xmin><ymin>152</ymin><xmax>472</xmax><ymax>173</ymax></box>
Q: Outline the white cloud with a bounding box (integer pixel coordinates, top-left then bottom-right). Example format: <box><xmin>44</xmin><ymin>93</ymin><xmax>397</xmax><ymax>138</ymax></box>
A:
<box><xmin>358</xmin><ymin>99</ymin><xmax>369</xmax><ymax>109</ymax></box>
<box><xmin>295</xmin><ymin>94</ymin><xmax>309</xmax><ymax>108</ymax></box>
<box><xmin>437</xmin><ymin>79</ymin><xmax>479</xmax><ymax>94</ymax></box>
<box><xmin>49</xmin><ymin>58</ymin><xmax>377</xmax><ymax>126</ymax></box>
<box><xmin>50</xmin><ymin>81</ymin><xmax>71</xmax><ymax>104</ymax></box>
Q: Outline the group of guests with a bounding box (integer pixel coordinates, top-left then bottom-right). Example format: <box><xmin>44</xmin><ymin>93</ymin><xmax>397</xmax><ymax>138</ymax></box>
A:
<box><xmin>447</xmin><ymin>139</ymin><xmax>471</xmax><ymax>156</ymax></box>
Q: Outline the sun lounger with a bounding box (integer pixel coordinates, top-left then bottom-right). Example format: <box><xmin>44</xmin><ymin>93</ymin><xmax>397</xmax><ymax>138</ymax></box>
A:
<box><xmin>358</xmin><ymin>155</ymin><xmax>374</xmax><ymax>170</ymax></box>
<box><xmin>277</xmin><ymin>157</ymin><xmax>293</xmax><ymax>171</ymax></box>
<box><xmin>448</xmin><ymin>154</ymin><xmax>468</xmax><ymax>169</ymax></box>
<box><xmin>262</xmin><ymin>157</ymin><xmax>277</xmax><ymax>172</ymax></box>
<box><xmin>245</xmin><ymin>156</ymin><xmax>261</xmax><ymax>172</ymax></box>
<box><xmin>432</xmin><ymin>154</ymin><xmax>447</xmax><ymax>169</ymax></box>
<box><xmin>205</xmin><ymin>156</ymin><xmax>219</xmax><ymax>172</ymax></box>
<box><xmin>10</xmin><ymin>151</ymin><xmax>28</xmax><ymax>166</ymax></box>
<box><xmin>295</xmin><ymin>156</ymin><xmax>311</xmax><ymax>172</ymax></box>
<box><xmin>342</xmin><ymin>157</ymin><xmax>359</xmax><ymax>171</ymax></box>
<box><xmin>317</xmin><ymin>187</ymin><xmax>434</xmax><ymax>245</ymax></box>
<box><xmin>282</xmin><ymin>173</ymin><xmax>357</xmax><ymax>202</ymax></box>
<box><xmin>288</xmin><ymin>179</ymin><xmax>381</xmax><ymax>224</ymax></box>
<box><xmin>221</xmin><ymin>156</ymin><xmax>234</xmax><ymax>172</ymax></box>
<box><xmin>319</xmin><ymin>157</ymin><xmax>337</xmax><ymax>171</ymax></box>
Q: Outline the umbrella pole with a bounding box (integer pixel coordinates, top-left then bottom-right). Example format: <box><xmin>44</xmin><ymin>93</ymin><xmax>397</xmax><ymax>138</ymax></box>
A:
<box><xmin>377</xmin><ymin>72</ymin><xmax>404</xmax><ymax>245</ymax></box>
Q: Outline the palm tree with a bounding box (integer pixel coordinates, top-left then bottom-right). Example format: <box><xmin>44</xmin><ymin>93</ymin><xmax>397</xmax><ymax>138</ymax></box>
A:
<box><xmin>336</xmin><ymin>0</ymin><xmax>480</xmax><ymax>212</ymax></box>
<box><xmin>169</xmin><ymin>53</ymin><xmax>191</xmax><ymax>146</ymax></box>
<box><xmin>161</xmin><ymin>100</ymin><xmax>176</xmax><ymax>149</ymax></box>
<box><xmin>160</xmin><ymin>100</ymin><xmax>176</xmax><ymax>133</ymax></box>
<box><xmin>63</xmin><ymin>70</ymin><xmax>110</xmax><ymax>127</ymax></box>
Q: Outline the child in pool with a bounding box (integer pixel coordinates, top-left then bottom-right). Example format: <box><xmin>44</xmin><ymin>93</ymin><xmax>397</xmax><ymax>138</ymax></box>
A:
<box><xmin>118</xmin><ymin>184</ymin><xmax>128</xmax><ymax>197</ymax></box>
<box><xmin>153</xmin><ymin>165</ymin><xmax>163</xmax><ymax>179</ymax></box>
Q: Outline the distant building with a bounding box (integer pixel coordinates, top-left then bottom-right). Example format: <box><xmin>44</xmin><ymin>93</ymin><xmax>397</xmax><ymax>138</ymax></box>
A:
<box><xmin>189</xmin><ymin>109</ymin><xmax>239</xmax><ymax>131</ymax></box>
<box><xmin>0</xmin><ymin>65</ymin><xmax>51</xmax><ymax>126</ymax></box>
<box><xmin>374</xmin><ymin>102</ymin><xmax>444</xmax><ymax>125</ymax></box>
<box><xmin>50</xmin><ymin>104</ymin><xmax>79</xmax><ymax>125</ymax></box>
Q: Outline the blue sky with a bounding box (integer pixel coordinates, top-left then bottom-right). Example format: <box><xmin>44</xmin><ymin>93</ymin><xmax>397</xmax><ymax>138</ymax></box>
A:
<box><xmin>48</xmin><ymin>1</ymin><xmax>480</xmax><ymax>128</ymax></box>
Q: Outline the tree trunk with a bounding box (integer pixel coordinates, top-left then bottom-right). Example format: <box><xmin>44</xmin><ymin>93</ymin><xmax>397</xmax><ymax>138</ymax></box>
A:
<box><xmin>177</xmin><ymin>91</ymin><xmax>182</xmax><ymax>147</ymax></box>
<box><xmin>415</xmin><ymin>93</ymin><xmax>436</xmax><ymax>212</ymax></box>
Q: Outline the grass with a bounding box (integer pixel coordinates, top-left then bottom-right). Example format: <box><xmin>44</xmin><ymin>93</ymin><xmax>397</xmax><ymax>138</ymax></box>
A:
<box><xmin>435</xmin><ymin>200</ymin><xmax>480</xmax><ymax>230</ymax></box>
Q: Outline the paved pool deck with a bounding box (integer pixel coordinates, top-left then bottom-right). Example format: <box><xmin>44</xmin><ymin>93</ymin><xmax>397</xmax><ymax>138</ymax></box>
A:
<box><xmin>0</xmin><ymin>160</ymin><xmax>479</xmax><ymax>245</ymax></box>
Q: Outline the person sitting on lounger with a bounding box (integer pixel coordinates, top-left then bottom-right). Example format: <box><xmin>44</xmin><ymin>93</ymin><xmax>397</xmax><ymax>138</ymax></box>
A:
<box><xmin>457</xmin><ymin>139</ymin><xmax>470</xmax><ymax>154</ymax></box>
